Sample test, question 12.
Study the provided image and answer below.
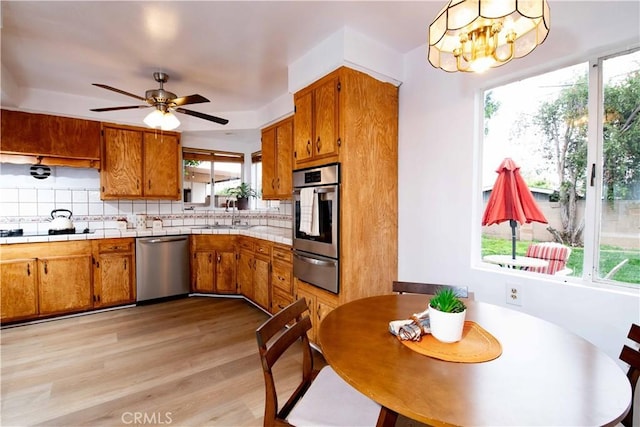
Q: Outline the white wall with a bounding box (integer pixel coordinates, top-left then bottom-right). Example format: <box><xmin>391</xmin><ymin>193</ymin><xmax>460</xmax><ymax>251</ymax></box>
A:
<box><xmin>398</xmin><ymin>1</ymin><xmax>640</xmax><ymax>363</ymax></box>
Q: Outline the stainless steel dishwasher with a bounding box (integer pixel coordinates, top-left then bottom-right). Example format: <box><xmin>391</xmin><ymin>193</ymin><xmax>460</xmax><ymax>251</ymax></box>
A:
<box><xmin>136</xmin><ymin>235</ymin><xmax>190</xmax><ymax>302</ymax></box>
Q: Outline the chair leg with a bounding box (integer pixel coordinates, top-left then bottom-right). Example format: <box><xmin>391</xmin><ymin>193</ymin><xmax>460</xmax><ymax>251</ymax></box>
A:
<box><xmin>376</xmin><ymin>406</ymin><xmax>398</xmax><ymax>427</ymax></box>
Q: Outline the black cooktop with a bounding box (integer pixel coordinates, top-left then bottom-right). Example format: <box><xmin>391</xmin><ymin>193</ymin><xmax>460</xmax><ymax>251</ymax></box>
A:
<box><xmin>0</xmin><ymin>229</ymin><xmax>24</xmax><ymax>237</ymax></box>
<box><xmin>0</xmin><ymin>228</ymin><xmax>92</xmax><ymax>238</ymax></box>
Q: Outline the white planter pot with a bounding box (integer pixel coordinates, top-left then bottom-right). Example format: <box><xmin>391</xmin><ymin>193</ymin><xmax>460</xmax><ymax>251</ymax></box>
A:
<box><xmin>429</xmin><ymin>307</ymin><xmax>466</xmax><ymax>343</ymax></box>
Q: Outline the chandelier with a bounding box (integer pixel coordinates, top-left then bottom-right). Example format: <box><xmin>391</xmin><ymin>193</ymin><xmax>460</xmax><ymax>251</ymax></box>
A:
<box><xmin>428</xmin><ymin>0</ymin><xmax>550</xmax><ymax>73</ymax></box>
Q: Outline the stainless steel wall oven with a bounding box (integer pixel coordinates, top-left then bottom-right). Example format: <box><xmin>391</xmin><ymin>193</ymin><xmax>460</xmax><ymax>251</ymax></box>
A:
<box><xmin>293</xmin><ymin>163</ymin><xmax>340</xmax><ymax>294</ymax></box>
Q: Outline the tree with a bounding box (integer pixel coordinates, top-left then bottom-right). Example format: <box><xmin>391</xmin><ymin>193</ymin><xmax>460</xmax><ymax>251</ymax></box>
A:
<box><xmin>533</xmin><ymin>74</ymin><xmax>588</xmax><ymax>245</ymax></box>
<box><xmin>484</xmin><ymin>91</ymin><xmax>501</xmax><ymax>135</ymax></box>
<box><xmin>602</xmin><ymin>70</ymin><xmax>640</xmax><ymax>201</ymax></box>
<box><xmin>532</xmin><ymin>69</ymin><xmax>640</xmax><ymax>245</ymax></box>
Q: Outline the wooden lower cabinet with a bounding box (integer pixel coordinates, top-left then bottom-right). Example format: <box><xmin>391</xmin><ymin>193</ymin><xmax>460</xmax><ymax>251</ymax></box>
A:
<box><xmin>38</xmin><ymin>254</ymin><xmax>93</xmax><ymax>315</ymax></box>
<box><xmin>1</xmin><ymin>239</ymin><xmax>139</xmax><ymax>323</ymax></box>
<box><xmin>92</xmin><ymin>238</ymin><xmax>135</xmax><ymax>307</ymax></box>
<box><xmin>237</xmin><ymin>238</ymin><xmax>271</xmax><ymax>311</ymax></box>
<box><xmin>295</xmin><ymin>278</ymin><xmax>338</xmax><ymax>346</ymax></box>
<box><xmin>271</xmin><ymin>243</ymin><xmax>293</xmax><ymax>314</ymax></box>
<box><xmin>1</xmin><ymin>241</ymin><xmax>94</xmax><ymax>322</ymax></box>
<box><xmin>0</xmin><ymin>259</ymin><xmax>38</xmax><ymax>322</ymax></box>
<box><xmin>190</xmin><ymin>235</ymin><xmax>237</xmax><ymax>294</ymax></box>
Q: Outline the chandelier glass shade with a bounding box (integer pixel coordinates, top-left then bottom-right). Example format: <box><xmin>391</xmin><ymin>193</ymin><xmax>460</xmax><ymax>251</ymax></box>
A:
<box><xmin>428</xmin><ymin>0</ymin><xmax>550</xmax><ymax>73</ymax></box>
<box><xmin>143</xmin><ymin>108</ymin><xmax>180</xmax><ymax>131</ymax></box>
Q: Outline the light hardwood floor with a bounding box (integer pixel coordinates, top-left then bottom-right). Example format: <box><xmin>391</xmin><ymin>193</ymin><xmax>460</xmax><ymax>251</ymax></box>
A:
<box><xmin>1</xmin><ymin>297</ymin><xmax>317</xmax><ymax>427</ymax></box>
<box><xmin>1</xmin><ymin>296</ymin><xmax>424</xmax><ymax>427</ymax></box>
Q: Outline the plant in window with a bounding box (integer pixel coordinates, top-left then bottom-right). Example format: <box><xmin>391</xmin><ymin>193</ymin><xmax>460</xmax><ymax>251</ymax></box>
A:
<box><xmin>224</xmin><ymin>182</ymin><xmax>258</xmax><ymax>210</ymax></box>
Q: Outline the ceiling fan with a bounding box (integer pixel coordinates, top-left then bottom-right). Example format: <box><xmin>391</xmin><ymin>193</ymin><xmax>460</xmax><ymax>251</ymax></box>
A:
<box><xmin>90</xmin><ymin>72</ymin><xmax>229</xmax><ymax>126</ymax></box>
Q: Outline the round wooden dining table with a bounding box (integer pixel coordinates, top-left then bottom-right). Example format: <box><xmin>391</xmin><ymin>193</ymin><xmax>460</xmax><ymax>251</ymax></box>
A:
<box><xmin>318</xmin><ymin>295</ymin><xmax>631</xmax><ymax>427</ymax></box>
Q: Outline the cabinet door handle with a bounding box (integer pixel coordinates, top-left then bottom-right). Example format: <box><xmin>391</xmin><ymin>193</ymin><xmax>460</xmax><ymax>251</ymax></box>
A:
<box><xmin>123</xmin><ymin>259</ymin><xmax>127</xmax><ymax>270</ymax></box>
<box><xmin>337</xmin><ymin>137</ymin><xmax>342</xmax><ymax>147</ymax></box>
<box><xmin>316</xmin><ymin>136</ymin><xmax>321</xmax><ymax>152</ymax></box>
<box><xmin>209</xmin><ymin>253</ymin><xmax>213</xmax><ymax>263</ymax></box>
<box><xmin>276</xmin><ymin>177</ymin><xmax>280</xmax><ymax>189</ymax></box>
<box><xmin>148</xmin><ymin>179</ymin><xmax>152</xmax><ymax>190</ymax></box>
<box><xmin>27</xmin><ymin>264</ymin><xmax>31</xmax><ymax>276</ymax></box>
<box><xmin>217</xmin><ymin>254</ymin><xmax>221</xmax><ymax>263</ymax></box>
<box><xmin>136</xmin><ymin>179</ymin><xmax>140</xmax><ymax>190</ymax></box>
<box><xmin>306</xmin><ymin>140</ymin><xmax>311</xmax><ymax>155</ymax></box>
<box><xmin>271</xmin><ymin>178</ymin><xmax>276</xmax><ymax>190</ymax></box>
<box><xmin>44</xmin><ymin>261</ymin><xmax>48</xmax><ymax>275</ymax></box>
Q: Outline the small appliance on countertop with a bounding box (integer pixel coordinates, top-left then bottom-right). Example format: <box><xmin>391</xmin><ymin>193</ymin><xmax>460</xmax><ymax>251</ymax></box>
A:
<box><xmin>48</xmin><ymin>209</ymin><xmax>75</xmax><ymax>234</ymax></box>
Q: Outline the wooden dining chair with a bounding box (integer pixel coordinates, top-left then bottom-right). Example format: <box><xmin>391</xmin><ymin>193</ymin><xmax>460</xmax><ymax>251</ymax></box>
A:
<box><xmin>392</xmin><ymin>281</ymin><xmax>469</xmax><ymax>298</ymax></box>
<box><xmin>619</xmin><ymin>323</ymin><xmax>640</xmax><ymax>427</ymax></box>
<box><xmin>255</xmin><ymin>298</ymin><xmax>384</xmax><ymax>427</ymax></box>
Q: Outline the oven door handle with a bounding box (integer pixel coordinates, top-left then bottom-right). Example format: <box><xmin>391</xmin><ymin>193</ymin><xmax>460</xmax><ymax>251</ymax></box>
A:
<box><xmin>293</xmin><ymin>186</ymin><xmax>336</xmax><ymax>196</ymax></box>
<box><xmin>294</xmin><ymin>253</ymin><xmax>336</xmax><ymax>266</ymax></box>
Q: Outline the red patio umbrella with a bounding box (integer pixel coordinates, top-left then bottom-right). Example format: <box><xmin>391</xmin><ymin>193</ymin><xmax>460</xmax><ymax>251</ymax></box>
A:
<box><xmin>482</xmin><ymin>158</ymin><xmax>548</xmax><ymax>259</ymax></box>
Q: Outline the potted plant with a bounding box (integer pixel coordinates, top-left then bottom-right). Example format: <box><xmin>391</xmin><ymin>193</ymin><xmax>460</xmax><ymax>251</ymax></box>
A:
<box><xmin>224</xmin><ymin>182</ymin><xmax>258</xmax><ymax>210</ymax></box>
<box><xmin>428</xmin><ymin>288</ymin><xmax>467</xmax><ymax>343</ymax></box>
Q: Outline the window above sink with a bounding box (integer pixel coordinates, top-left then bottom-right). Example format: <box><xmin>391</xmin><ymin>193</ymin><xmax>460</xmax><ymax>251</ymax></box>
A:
<box><xmin>183</xmin><ymin>148</ymin><xmax>243</xmax><ymax>209</ymax></box>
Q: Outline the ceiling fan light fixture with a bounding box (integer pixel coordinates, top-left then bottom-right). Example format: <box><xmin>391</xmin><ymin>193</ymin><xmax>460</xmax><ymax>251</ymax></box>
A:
<box><xmin>144</xmin><ymin>109</ymin><xmax>180</xmax><ymax>131</ymax></box>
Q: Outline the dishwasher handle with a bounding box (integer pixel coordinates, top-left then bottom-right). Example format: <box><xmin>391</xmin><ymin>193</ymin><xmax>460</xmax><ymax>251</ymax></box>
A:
<box><xmin>139</xmin><ymin>236</ymin><xmax>189</xmax><ymax>244</ymax></box>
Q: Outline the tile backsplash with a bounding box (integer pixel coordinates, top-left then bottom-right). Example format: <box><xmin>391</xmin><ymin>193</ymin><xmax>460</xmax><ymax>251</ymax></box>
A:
<box><xmin>0</xmin><ymin>164</ymin><xmax>292</xmax><ymax>233</ymax></box>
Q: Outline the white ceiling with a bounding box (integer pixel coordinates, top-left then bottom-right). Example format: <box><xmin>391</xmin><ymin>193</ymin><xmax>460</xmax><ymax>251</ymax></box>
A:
<box><xmin>0</xmin><ymin>1</ymin><xmax>443</xmax><ymax>139</ymax></box>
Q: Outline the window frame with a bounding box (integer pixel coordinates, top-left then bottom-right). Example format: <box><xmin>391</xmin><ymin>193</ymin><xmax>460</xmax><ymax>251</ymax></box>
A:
<box><xmin>182</xmin><ymin>148</ymin><xmax>244</xmax><ymax>209</ymax></box>
<box><xmin>478</xmin><ymin>46</ymin><xmax>640</xmax><ymax>290</ymax></box>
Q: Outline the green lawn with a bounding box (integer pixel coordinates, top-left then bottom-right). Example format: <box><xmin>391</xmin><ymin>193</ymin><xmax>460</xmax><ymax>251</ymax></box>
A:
<box><xmin>481</xmin><ymin>237</ymin><xmax>640</xmax><ymax>285</ymax></box>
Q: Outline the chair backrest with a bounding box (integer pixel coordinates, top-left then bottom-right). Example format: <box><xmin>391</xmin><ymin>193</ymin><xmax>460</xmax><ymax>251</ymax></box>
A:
<box><xmin>392</xmin><ymin>281</ymin><xmax>468</xmax><ymax>298</ymax></box>
<box><xmin>620</xmin><ymin>323</ymin><xmax>640</xmax><ymax>427</ymax></box>
<box><xmin>525</xmin><ymin>242</ymin><xmax>572</xmax><ymax>275</ymax></box>
<box><xmin>256</xmin><ymin>298</ymin><xmax>315</xmax><ymax>427</ymax></box>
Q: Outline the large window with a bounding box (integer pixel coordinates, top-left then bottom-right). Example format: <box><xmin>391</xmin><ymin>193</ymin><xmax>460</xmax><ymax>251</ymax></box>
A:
<box><xmin>481</xmin><ymin>48</ymin><xmax>640</xmax><ymax>287</ymax></box>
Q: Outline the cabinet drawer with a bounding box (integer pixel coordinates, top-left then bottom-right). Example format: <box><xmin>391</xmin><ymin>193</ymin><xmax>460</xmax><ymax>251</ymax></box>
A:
<box><xmin>272</xmin><ymin>262</ymin><xmax>292</xmax><ymax>294</ymax></box>
<box><xmin>255</xmin><ymin>241</ymin><xmax>272</xmax><ymax>257</ymax></box>
<box><xmin>272</xmin><ymin>290</ymin><xmax>293</xmax><ymax>314</ymax></box>
<box><xmin>238</xmin><ymin>237</ymin><xmax>254</xmax><ymax>251</ymax></box>
<box><xmin>272</xmin><ymin>244</ymin><xmax>292</xmax><ymax>263</ymax></box>
<box><xmin>95</xmin><ymin>239</ymin><xmax>133</xmax><ymax>253</ymax></box>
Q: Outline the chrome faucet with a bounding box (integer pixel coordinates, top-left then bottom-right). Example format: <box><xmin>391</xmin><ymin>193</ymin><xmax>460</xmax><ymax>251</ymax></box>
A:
<box><xmin>226</xmin><ymin>199</ymin><xmax>240</xmax><ymax>226</ymax></box>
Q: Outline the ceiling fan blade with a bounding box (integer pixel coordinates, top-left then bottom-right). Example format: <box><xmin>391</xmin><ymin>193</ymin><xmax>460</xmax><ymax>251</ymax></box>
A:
<box><xmin>171</xmin><ymin>94</ymin><xmax>210</xmax><ymax>107</ymax></box>
<box><xmin>92</xmin><ymin>83</ymin><xmax>147</xmax><ymax>102</ymax></box>
<box><xmin>175</xmin><ymin>107</ymin><xmax>229</xmax><ymax>125</ymax></box>
<box><xmin>90</xmin><ymin>105</ymin><xmax>151</xmax><ymax>112</ymax></box>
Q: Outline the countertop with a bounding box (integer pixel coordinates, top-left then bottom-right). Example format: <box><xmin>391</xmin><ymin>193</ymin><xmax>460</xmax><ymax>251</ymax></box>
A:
<box><xmin>0</xmin><ymin>225</ymin><xmax>293</xmax><ymax>246</ymax></box>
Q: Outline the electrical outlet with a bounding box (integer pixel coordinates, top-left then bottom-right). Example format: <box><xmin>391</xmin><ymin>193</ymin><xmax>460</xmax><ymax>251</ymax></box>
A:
<box><xmin>506</xmin><ymin>283</ymin><xmax>523</xmax><ymax>306</ymax></box>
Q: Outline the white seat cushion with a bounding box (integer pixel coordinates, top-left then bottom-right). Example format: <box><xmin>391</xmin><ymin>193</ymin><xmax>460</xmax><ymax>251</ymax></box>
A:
<box><xmin>287</xmin><ymin>365</ymin><xmax>381</xmax><ymax>427</ymax></box>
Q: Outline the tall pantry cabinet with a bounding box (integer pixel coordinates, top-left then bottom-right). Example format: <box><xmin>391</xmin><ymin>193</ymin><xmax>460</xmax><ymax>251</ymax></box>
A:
<box><xmin>292</xmin><ymin>66</ymin><xmax>399</xmax><ymax>344</ymax></box>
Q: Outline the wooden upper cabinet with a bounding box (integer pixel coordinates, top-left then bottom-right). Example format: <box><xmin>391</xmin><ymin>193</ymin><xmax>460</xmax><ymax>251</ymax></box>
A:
<box><xmin>293</xmin><ymin>74</ymin><xmax>340</xmax><ymax>168</ymax></box>
<box><xmin>0</xmin><ymin>109</ymin><xmax>101</xmax><ymax>168</ymax></box>
<box><xmin>143</xmin><ymin>132</ymin><xmax>180</xmax><ymax>199</ymax></box>
<box><xmin>293</xmin><ymin>91</ymin><xmax>314</xmax><ymax>164</ymax></box>
<box><xmin>100</xmin><ymin>124</ymin><xmax>181</xmax><ymax>200</ymax></box>
<box><xmin>101</xmin><ymin>126</ymin><xmax>143</xmax><ymax>198</ymax></box>
<box><xmin>262</xmin><ymin>116</ymin><xmax>293</xmax><ymax>200</ymax></box>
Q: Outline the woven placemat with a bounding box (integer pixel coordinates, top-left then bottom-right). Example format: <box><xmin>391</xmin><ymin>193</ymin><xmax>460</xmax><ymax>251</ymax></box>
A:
<box><xmin>400</xmin><ymin>321</ymin><xmax>502</xmax><ymax>363</ymax></box>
